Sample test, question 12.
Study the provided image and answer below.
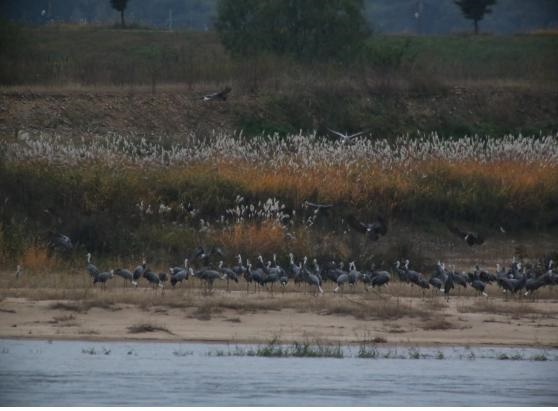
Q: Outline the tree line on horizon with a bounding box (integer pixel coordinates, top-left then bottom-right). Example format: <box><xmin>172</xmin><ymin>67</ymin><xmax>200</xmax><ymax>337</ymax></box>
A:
<box><xmin>214</xmin><ymin>0</ymin><xmax>502</xmax><ymax>61</ymax></box>
<box><xmin>1</xmin><ymin>0</ymin><xmax>557</xmax><ymax>35</ymax></box>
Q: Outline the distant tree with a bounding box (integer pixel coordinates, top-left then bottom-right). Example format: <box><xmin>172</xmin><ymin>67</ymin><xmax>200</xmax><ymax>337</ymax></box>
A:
<box><xmin>215</xmin><ymin>0</ymin><xmax>369</xmax><ymax>61</ymax></box>
<box><xmin>110</xmin><ymin>0</ymin><xmax>129</xmax><ymax>27</ymax></box>
<box><xmin>454</xmin><ymin>0</ymin><xmax>497</xmax><ymax>34</ymax></box>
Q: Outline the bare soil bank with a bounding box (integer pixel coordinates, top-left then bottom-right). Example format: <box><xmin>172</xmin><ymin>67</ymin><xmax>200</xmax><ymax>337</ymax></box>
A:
<box><xmin>1</xmin><ymin>289</ymin><xmax>557</xmax><ymax>347</ymax></box>
<box><xmin>1</xmin><ymin>83</ymin><xmax>557</xmax><ymax>137</ymax></box>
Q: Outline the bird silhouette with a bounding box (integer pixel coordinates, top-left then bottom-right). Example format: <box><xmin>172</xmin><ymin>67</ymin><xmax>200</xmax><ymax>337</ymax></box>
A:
<box><xmin>346</xmin><ymin>215</ymin><xmax>388</xmax><ymax>241</ymax></box>
<box><xmin>447</xmin><ymin>223</ymin><xmax>484</xmax><ymax>246</ymax></box>
<box><xmin>202</xmin><ymin>86</ymin><xmax>232</xmax><ymax>102</ymax></box>
<box><xmin>47</xmin><ymin>232</ymin><xmax>73</xmax><ymax>252</ymax></box>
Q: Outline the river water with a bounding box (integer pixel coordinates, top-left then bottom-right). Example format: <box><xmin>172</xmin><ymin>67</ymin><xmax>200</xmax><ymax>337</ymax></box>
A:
<box><xmin>0</xmin><ymin>339</ymin><xmax>557</xmax><ymax>406</ymax></box>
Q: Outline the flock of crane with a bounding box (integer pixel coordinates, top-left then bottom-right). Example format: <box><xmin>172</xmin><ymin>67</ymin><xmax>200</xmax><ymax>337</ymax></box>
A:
<box><xmin>84</xmin><ymin>249</ymin><xmax>557</xmax><ymax>299</ymax></box>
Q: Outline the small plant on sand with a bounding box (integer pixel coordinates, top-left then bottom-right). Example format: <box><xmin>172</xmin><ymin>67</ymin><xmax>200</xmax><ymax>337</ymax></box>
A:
<box><xmin>127</xmin><ymin>323</ymin><xmax>173</xmax><ymax>334</ymax></box>
<box><xmin>422</xmin><ymin>317</ymin><xmax>456</xmax><ymax>331</ymax></box>
<box><xmin>358</xmin><ymin>342</ymin><xmax>378</xmax><ymax>359</ymax></box>
<box><xmin>256</xmin><ymin>337</ymin><xmax>286</xmax><ymax>357</ymax></box>
<box><xmin>232</xmin><ymin>346</ymin><xmax>251</xmax><ymax>356</ymax></box>
<box><xmin>173</xmin><ymin>349</ymin><xmax>194</xmax><ymax>357</ymax></box>
<box><xmin>290</xmin><ymin>341</ymin><xmax>344</xmax><ymax>358</ymax></box>
<box><xmin>209</xmin><ymin>350</ymin><xmax>227</xmax><ymax>357</ymax></box>
<box><xmin>50</xmin><ymin>302</ymin><xmax>84</xmax><ymax>313</ymax></box>
<box><xmin>213</xmin><ymin>338</ymin><xmax>344</xmax><ymax>358</ymax></box>
<box><xmin>357</xmin><ymin>334</ymin><xmax>379</xmax><ymax>359</ymax></box>
<box><xmin>498</xmin><ymin>352</ymin><xmax>523</xmax><ymax>360</ymax></box>
<box><xmin>408</xmin><ymin>347</ymin><xmax>421</xmax><ymax>359</ymax></box>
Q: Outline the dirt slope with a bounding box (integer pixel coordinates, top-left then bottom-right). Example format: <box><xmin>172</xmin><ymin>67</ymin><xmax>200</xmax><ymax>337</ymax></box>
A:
<box><xmin>1</xmin><ymin>83</ymin><xmax>557</xmax><ymax>137</ymax></box>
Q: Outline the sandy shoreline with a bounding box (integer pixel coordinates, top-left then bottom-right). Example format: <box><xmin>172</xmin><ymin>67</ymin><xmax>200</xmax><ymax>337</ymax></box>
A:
<box><xmin>2</xmin><ymin>335</ymin><xmax>557</xmax><ymax>349</ymax></box>
<box><xmin>1</xmin><ymin>291</ymin><xmax>558</xmax><ymax>348</ymax></box>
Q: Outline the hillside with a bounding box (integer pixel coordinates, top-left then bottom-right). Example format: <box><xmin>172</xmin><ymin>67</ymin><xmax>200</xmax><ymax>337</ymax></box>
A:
<box><xmin>1</xmin><ymin>26</ymin><xmax>558</xmax><ymax>265</ymax></box>
<box><xmin>1</xmin><ymin>82</ymin><xmax>557</xmax><ymax>138</ymax></box>
<box><xmin>1</xmin><ymin>26</ymin><xmax>558</xmax><ymax>137</ymax></box>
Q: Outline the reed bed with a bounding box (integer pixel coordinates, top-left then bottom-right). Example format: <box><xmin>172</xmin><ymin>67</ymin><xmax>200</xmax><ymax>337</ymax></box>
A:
<box><xmin>1</xmin><ymin>130</ymin><xmax>557</xmax><ymax>263</ymax></box>
<box><xmin>3</xmin><ymin>131</ymin><xmax>557</xmax><ymax>221</ymax></box>
<box><xmin>6</xmin><ymin>131</ymin><xmax>558</xmax><ymax>169</ymax></box>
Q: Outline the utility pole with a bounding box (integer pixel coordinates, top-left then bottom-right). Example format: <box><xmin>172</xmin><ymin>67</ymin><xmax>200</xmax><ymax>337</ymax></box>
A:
<box><xmin>414</xmin><ymin>1</ymin><xmax>423</xmax><ymax>35</ymax></box>
<box><xmin>168</xmin><ymin>8</ymin><xmax>173</xmax><ymax>31</ymax></box>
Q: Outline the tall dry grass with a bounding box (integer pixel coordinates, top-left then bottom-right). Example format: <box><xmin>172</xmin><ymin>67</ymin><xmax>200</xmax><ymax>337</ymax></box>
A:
<box><xmin>2</xmin><ymin>131</ymin><xmax>557</xmax><ymax>266</ymax></box>
<box><xmin>219</xmin><ymin>222</ymin><xmax>287</xmax><ymax>256</ymax></box>
<box><xmin>20</xmin><ymin>246</ymin><xmax>60</xmax><ymax>273</ymax></box>
<box><xmin>216</xmin><ymin>158</ymin><xmax>558</xmax><ymax>223</ymax></box>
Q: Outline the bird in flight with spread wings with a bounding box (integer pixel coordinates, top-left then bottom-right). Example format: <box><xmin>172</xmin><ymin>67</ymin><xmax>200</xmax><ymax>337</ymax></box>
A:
<box><xmin>447</xmin><ymin>223</ymin><xmax>485</xmax><ymax>246</ymax></box>
<box><xmin>346</xmin><ymin>215</ymin><xmax>388</xmax><ymax>241</ymax></box>
<box><xmin>327</xmin><ymin>128</ymin><xmax>368</xmax><ymax>145</ymax></box>
<box><xmin>202</xmin><ymin>86</ymin><xmax>232</xmax><ymax>102</ymax></box>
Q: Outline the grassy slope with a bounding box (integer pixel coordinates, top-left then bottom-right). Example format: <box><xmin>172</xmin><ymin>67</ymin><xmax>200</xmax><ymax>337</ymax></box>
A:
<box><xmin>19</xmin><ymin>27</ymin><xmax>558</xmax><ymax>83</ymax></box>
<box><xmin>1</xmin><ymin>26</ymin><xmax>558</xmax><ymax>137</ymax></box>
<box><xmin>405</xmin><ymin>35</ymin><xmax>558</xmax><ymax>82</ymax></box>
<box><xmin>1</xmin><ymin>26</ymin><xmax>558</xmax><ymax>264</ymax></box>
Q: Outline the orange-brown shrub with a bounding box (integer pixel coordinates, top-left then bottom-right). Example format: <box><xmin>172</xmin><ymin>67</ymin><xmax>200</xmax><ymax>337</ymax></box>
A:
<box><xmin>21</xmin><ymin>246</ymin><xmax>59</xmax><ymax>273</ymax></box>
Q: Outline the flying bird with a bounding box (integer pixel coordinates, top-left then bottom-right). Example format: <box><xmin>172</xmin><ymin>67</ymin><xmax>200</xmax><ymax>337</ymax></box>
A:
<box><xmin>194</xmin><ymin>246</ymin><xmax>223</xmax><ymax>258</ymax></box>
<box><xmin>327</xmin><ymin>128</ymin><xmax>368</xmax><ymax>145</ymax></box>
<box><xmin>284</xmin><ymin>231</ymin><xmax>296</xmax><ymax>241</ymax></box>
<box><xmin>303</xmin><ymin>201</ymin><xmax>335</xmax><ymax>213</ymax></box>
<box><xmin>47</xmin><ymin>232</ymin><xmax>73</xmax><ymax>252</ymax></box>
<box><xmin>194</xmin><ymin>246</ymin><xmax>224</xmax><ymax>267</ymax></box>
<box><xmin>447</xmin><ymin>223</ymin><xmax>484</xmax><ymax>246</ymax></box>
<box><xmin>202</xmin><ymin>86</ymin><xmax>232</xmax><ymax>102</ymax></box>
<box><xmin>346</xmin><ymin>215</ymin><xmax>388</xmax><ymax>241</ymax></box>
